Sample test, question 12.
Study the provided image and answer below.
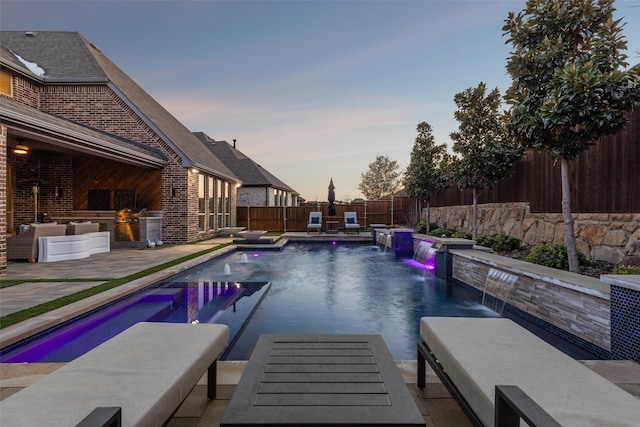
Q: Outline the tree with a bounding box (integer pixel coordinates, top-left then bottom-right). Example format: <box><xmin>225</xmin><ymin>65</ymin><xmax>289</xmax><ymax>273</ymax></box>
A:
<box><xmin>503</xmin><ymin>0</ymin><xmax>640</xmax><ymax>272</ymax></box>
<box><xmin>404</xmin><ymin>121</ymin><xmax>450</xmax><ymax>233</ymax></box>
<box><xmin>450</xmin><ymin>82</ymin><xmax>523</xmax><ymax>239</ymax></box>
<box><xmin>358</xmin><ymin>155</ymin><xmax>403</xmax><ymax>199</ymax></box>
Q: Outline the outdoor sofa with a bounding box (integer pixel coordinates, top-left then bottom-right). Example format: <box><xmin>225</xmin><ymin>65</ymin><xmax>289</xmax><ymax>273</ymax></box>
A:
<box><xmin>6</xmin><ymin>223</ymin><xmax>67</xmax><ymax>262</ymax></box>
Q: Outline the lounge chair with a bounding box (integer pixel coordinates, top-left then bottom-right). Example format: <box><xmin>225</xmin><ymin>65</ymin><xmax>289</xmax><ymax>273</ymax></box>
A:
<box><xmin>344</xmin><ymin>211</ymin><xmax>360</xmax><ymax>234</ymax></box>
<box><xmin>307</xmin><ymin>211</ymin><xmax>322</xmax><ymax>233</ymax></box>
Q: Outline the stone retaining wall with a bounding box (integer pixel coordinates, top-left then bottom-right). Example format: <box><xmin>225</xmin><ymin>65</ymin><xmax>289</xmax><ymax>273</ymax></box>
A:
<box><xmin>451</xmin><ymin>249</ymin><xmax>611</xmax><ymax>355</ymax></box>
<box><xmin>425</xmin><ymin>202</ymin><xmax>640</xmax><ymax>265</ymax></box>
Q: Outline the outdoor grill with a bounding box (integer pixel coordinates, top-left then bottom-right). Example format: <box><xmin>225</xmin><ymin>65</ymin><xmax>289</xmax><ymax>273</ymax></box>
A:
<box><xmin>114</xmin><ymin>208</ymin><xmax>140</xmax><ymax>241</ymax></box>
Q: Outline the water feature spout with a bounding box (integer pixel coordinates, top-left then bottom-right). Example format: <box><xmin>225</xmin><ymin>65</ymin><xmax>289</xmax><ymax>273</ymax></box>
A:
<box><xmin>481</xmin><ymin>268</ymin><xmax>518</xmax><ymax>314</ymax></box>
<box><xmin>224</xmin><ymin>263</ymin><xmax>231</xmax><ymax>275</ymax></box>
<box><xmin>240</xmin><ymin>253</ymin><xmax>248</xmax><ymax>263</ymax></box>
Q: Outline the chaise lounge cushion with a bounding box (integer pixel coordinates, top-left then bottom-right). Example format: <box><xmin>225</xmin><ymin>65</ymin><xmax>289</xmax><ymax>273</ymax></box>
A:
<box><xmin>0</xmin><ymin>322</ymin><xmax>229</xmax><ymax>427</ymax></box>
<box><xmin>420</xmin><ymin>317</ymin><xmax>640</xmax><ymax>427</ymax></box>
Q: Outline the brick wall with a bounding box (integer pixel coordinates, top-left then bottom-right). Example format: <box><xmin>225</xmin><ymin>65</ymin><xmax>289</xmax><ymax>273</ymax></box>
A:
<box><xmin>4</xmin><ymin>77</ymin><xmax>238</xmax><ymax>250</ymax></box>
<box><xmin>10</xmin><ymin>155</ymin><xmax>73</xmax><ymax>231</ymax></box>
<box><xmin>238</xmin><ymin>187</ymin><xmax>296</xmax><ymax>207</ymax></box>
<box><xmin>238</xmin><ymin>187</ymin><xmax>269</xmax><ymax>206</ymax></box>
<box><xmin>0</xmin><ymin>125</ymin><xmax>6</xmax><ymax>275</ymax></box>
<box><xmin>38</xmin><ymin>84</ymin><xmax>233</xmax><ymax>244</ymax></box>
<box><xmin>11</xmin><ymin>76</ymin><xmax>39</xmax><ymax>108</ymax></box>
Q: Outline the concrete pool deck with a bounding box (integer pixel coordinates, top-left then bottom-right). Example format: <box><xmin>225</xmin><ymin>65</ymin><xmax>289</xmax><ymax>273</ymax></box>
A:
<box><xmin>1</xmin><ymin>232</ymin><xmax>639</xmax><ymax>426</ymax></box>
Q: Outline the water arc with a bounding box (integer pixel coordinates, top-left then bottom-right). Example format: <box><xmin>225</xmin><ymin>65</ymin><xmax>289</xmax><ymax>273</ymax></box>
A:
<box><xmin>481</xmin><ymin>268</ymin><xmax>518</xmax><ymax>315</ymax></box>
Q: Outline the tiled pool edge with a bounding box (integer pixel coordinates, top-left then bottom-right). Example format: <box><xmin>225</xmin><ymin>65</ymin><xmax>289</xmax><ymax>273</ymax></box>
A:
<box><xmin>603</xmin><ymin>275</ymin><xmax>640</xmax><ymax>363</ymax></box>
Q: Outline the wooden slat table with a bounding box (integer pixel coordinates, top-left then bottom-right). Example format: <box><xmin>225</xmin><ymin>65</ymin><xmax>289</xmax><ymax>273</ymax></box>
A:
<box><xmin>221</xmin><ymin>334</ymin><xmax>425</xmax><ymax>426</ymax></box>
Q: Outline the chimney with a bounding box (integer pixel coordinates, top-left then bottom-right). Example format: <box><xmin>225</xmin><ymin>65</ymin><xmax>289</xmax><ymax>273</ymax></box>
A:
<box><xmin>233</xmin><ymin>139</ymin><xmax>236</xmax><ymax>148</ymax></box>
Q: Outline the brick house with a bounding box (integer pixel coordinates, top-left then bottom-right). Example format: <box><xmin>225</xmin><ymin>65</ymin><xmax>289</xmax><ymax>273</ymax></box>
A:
<box><xmin>0</xmin><ymin>31</ymin><xmax>242</xmax><ymax>274</ymax></box>
<box><xmin>193</xmin><ymin>132</ymin><xmax>300</xmax><ymax>207</ymax></box>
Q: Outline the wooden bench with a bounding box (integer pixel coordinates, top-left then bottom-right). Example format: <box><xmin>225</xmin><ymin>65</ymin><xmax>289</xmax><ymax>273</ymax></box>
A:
<box><xmin>417</xmin><ymin>317</ymin><xmax>640</xmax><ymax>427</ymax></box>
<box><xmin>222</xmin><ymin>334</ymin><xmax>425</xmax><ymax>426</ymax></box>
<box><xmin>0</xmin><ymin>322</ymin><xmax>229</xmax><ymax>427</ymax></box>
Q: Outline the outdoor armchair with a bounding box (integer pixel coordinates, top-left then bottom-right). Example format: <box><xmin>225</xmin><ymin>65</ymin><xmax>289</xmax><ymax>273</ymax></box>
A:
<box><xmin>307</xmin><ymin>211</ymin><xmax>322</xmax><ymax>234</ymax></box>
<box><xmin>344</xmin><ymin>211</ymin><xmax>360</xmax><ymax>233</ymax></box>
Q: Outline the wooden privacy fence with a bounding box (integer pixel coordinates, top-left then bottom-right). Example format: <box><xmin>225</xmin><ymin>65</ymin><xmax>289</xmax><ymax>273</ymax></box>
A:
<box><xmin>429</xmin><ymin>108</ymin><xmax>639</xmax><ymax>213</ymax></box>
<box><xmin>236</xmin><ymin>198</ymin><xmax>420</xmax><ymax>232</ymax></box>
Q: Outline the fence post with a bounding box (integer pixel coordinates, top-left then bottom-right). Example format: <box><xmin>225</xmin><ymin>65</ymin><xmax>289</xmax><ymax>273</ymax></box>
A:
<box><xmin>283</xmin><ymin>206</ymin><xmax>287</xmax><ymax>232</ymax></box>
<box><xmin>364</xmin><ymin>201</ymin><xmax>368</xmax><ymax>228</ymax></box>
<box><xmin>247</xmin><ymin>206</ymin><xmax>250</xmax><ymax>231</ymax></box>
<box><xmin>391</xmin><ymin>196</ymin><xmax>394</xmax><ymax>226</ymax></box>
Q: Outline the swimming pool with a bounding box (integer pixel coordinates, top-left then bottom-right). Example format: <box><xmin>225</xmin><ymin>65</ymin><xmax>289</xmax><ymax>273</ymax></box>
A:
<box><xmin>157</xmin><ymin>241</ymin><xmax>498</xmax><ymax>359</ymax></box>
<box><xmin>1</xmin><ymin>242</ymin><xmax>497</xmax><ymax>362</ymax></box>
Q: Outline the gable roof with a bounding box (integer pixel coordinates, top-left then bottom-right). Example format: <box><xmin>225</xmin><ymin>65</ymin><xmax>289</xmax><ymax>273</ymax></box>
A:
<box><xmin>0</xmin><ymin>96</ymin><xmax>167</xmax><ymax>167</ymax></box>
<box><xmin>0</xmin><ymin>31</ymin><xmax>239</xmax><ymax>182</ymax></box>
<box><xmin>194</xmin><ymin>132</ymin><xmax>298</xmax><ymax>194</ymax></box>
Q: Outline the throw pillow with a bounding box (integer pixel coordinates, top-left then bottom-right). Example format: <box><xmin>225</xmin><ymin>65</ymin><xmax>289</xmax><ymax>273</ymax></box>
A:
<box><xmin>311</xmin><ymin>217</ymin><xmax>319</xmax><ymax>224</ymax></box>
<box><xmin>347</xmin><ymin>217</ymin><xmax>355</xmax><ymax>224</ymax></box>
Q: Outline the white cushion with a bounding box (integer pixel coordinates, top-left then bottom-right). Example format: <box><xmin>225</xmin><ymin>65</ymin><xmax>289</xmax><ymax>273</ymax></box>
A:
<box><xmin>0</xmin><ymin>322</ymin><xmax>229</xmax><ymax>427</ymax></box>
<box><xmin>420</xmin><ymin>317</ymin><xmax>640</xmax><ymax>427</ymax></box>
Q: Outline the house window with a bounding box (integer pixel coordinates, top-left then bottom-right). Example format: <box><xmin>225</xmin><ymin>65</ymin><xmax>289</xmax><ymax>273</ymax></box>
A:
<box><xmin>0</xmin><ymin>70</ymin><xmax>12</xmax><ymax>96</ymax></box>
<box><xmin>198</xmin><ymin>174</ymin><xmax>205</xmax><ymax>231</ymax></box>
<box><xmin>217</xmin><ymin>180</ymin><xmax>224</xmax><ymax>229</ymax></box>
<box><xmin>208</xmin><ymin>177</ymin><xmax>216</xmax><ymax>230</ymax></box>
<box><xmin>223</xmin><ymin>181</ymin><xmax>231</xmax><ymax>227</ymax></box>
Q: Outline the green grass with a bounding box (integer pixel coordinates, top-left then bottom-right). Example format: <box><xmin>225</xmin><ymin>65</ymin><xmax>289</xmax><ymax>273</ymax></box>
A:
<box><xmin>0</xmin><ymin>243</ymin><xmax>231</xmax><ymax>329</ymax></box>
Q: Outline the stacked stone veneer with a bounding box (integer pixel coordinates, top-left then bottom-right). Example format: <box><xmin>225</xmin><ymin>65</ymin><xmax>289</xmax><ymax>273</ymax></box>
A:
<box><xmin>451</xmin><ymin>249</ymin><xmax>611</xmax><ymax>356</ymax></box>
<box><xmin>426</xmin><ymin>202</ymin><xmax>640</xmax><ymax>265</ymax></box>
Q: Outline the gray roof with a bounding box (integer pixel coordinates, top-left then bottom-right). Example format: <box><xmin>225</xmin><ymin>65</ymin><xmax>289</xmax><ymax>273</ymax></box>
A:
<box><xmin>194</xmin><ymin>132</ymin><xmax>298</xmax><ymax>194</ymax></box>
<box><xmin>0</xmin><ymin>96</ymin><xmax>167</xmax><ymax>167</ymax></box>
<box><xmin>0</xmin><ymin>31</ymin><xmax>239</xmax><ymax>182</ymax></box>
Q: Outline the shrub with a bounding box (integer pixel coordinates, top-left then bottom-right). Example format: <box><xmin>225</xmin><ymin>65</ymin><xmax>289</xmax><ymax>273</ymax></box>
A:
<box><xmin>415</xmin><ymin>221</ymin><xmax>439</xmax><ymax>234</ymax></box>
<box><xmin>612</xmin><ymin>265</ymin><xmax>640</xmax><ymax>275</ymax></box>
<box><xmin>525</xmin><ymin>243</ymin><xmax>587</xmax><ymax>270</ymax></box>
<box><xmin>475</xmin><ymin>233</ymin><xmax>522</xmax><ymax>252</ymax></box>
<box><xmin>451</xmin><ymin>231</ymin><xmax>473</xmax><ymax>239</ymax></box>
<box><xmin>430</xmin><ymin>227</ymin><xmax>454</xmax><ymax>237</ymax></box>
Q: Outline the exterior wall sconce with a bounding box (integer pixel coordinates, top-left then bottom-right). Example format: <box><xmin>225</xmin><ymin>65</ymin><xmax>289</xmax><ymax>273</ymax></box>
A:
<box><xmin>191</xmin><ymin>167</ymin><xmax>198</xmax><ymax>174</ymax></box>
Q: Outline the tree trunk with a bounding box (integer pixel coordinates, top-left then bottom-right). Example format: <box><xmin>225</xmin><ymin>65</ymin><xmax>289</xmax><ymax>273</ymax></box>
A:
<box><xmin>472</xmin><ymin>187</ymin><xmax>478</xmax><ymax>240</ymax></box>
<box><xmin>561</xmin><ymin>157</ymin><xmax>580</xmax><ymax>273</ymax></box>
<box><xmin>426</xmin><ymin>200</ymin><xmax>431</xmax><ymax>233</ymax></box>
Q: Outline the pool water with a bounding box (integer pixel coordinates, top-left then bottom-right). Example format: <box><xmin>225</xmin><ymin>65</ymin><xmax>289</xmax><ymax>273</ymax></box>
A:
<box><xmin>168</xmin><ymin>242</ymin><xmax>498</xmax><ymax>360</ymax></box>
<box><xmin>1</xmin><ymin>242</ymin><xmax>498</xmax><ymax>362</ymax></box>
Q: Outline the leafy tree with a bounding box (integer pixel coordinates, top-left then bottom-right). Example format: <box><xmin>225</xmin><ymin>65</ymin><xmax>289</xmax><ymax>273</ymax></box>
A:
<box><xmin>358</xmin><ymin>155</ymin><xmax>403</xmax><ymax>199</ymax></box>
<box><xmin>404</xmin><ymin>121</ymin><xmax>450</xmax><ymax>233</ymax></box>
<box><xmin>450</xmin><ymin>82</ymin><xmax>523</xmax><ymax>239</ymax></box>
<box><xmin>503</xmin><ymin>0</ymin><xmax>640</xmax><ymax>272</ymax></box>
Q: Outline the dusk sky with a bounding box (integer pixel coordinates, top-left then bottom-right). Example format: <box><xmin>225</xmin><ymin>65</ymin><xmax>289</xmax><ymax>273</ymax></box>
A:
<box><xmin>2</xmin><ymin>1</ymin><xmax>639</xmax><ymax>201</ymax></box>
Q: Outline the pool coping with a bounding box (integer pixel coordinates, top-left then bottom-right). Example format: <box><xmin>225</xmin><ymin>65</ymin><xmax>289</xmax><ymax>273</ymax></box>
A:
<box><xmin>0</xmin><ymin>235</ymin><xmax>372</xmax><ymax>350</ymax></box>
<box><xmin>0</xmin><ymin>246</ymin><xmax>238</xmax><ymax>348</ymax></box>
